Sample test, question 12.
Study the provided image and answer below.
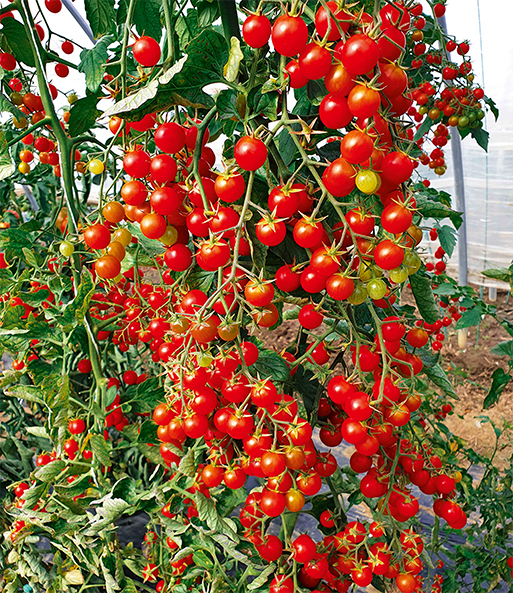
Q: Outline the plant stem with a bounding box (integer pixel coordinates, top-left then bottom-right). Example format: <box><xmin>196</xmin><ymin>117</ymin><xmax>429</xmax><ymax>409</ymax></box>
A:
<box><xmin>217</xmin><ymin>0</ymin><xmax>241</xmax><ymax>44</ymax></box>
<box><xmin>7</xmin><ymin>117</ymin><xmax>51</xmax><ymax>147</ymax></box>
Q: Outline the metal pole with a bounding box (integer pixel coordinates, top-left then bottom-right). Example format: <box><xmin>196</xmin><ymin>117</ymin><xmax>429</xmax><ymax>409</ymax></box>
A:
<box><xmin>21</xmin><ymin>184</ymin><xmax>39</xmax><ymax>211</ymax></box>
<box><xmin>61</xmin><ymin>0</ymin><xmax>94</xmax><ymax>43</ymax></box>
<box><xmin>438</xmin><ymin>14</ymin><xmax>468</xmax><ymax>287</ymax></box>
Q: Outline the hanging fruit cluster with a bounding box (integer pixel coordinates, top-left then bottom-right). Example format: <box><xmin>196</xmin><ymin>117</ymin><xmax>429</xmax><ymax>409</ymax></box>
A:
<box><xmin>0</xmin><ymin>1</ymin><xmax>504</xmax><ymax>593</ymax></box>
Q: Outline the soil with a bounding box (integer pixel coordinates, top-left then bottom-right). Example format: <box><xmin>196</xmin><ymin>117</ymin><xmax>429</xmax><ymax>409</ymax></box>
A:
<box><xmin>441</xmin><ymin>290</ymin><xmax>513</xmax><ymax>464</ymax></box>
<box><xmin>254</xmin><ymin>285</ymin><xmax>513</xmax><ymax>464</ymax></box>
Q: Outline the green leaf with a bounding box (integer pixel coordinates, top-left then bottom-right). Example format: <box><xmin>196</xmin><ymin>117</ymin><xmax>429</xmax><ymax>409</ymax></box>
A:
<box><xmin>195</xmin><ymin>492</ymin><xmax>224</xmax><ymax>532</ymax></box>
<box><xmin>216</xmin><ymin>89</ymin><xmax>239</xmax><ymax>121</ymax></box>
<box><xmin>484</xmin><ymin>95</ymin><xmax>499</xmax><ymax>121</ymax></box>
<box><xmin>433</xmin><ymin>282</ymin><xmax>457</xmax><ymax>296</ymax></box>
<box><xmin>500</xmin><ymin>318</ymin><xmax>513</xmax><ymax>338</ymax></box>
<box><xmin>482</xmin><ymin>267</ymin><xmax>511</xmax><ymax>284</ymax></box>
<box><xmin>409</xmin><ymin>270</ymin><xmax>440</xmax><ymax>324</ymax></box>
<box><xmin>119</xmin><ymin>0</ymin><xmax>162</xmax><ymax>41</ymax></box>
<box><xmin>78</xmin><ymin>36</ymin><xmax>112</xmax><ymax>92</ymax></box>
<box><xmin>61</xmin><ymin>270</ymin><xmax>95</xmax><ymax>327</ymax></box>
<box><xmin>250</xmin><ymin>349</ymin><xmax>290</xmax><ymax>383</ymax></box>
<box><xmin>223</xmin><ymin>37</ymin><xmax>244</xmax><ymax>83</ymax></box>
<box><xmin>437</xmin><ymin>225</ymin><xmax>457</xmax><ymax>258</ymax></box>
<box><xmin>423</xmin><ymin>363</ymin><xmax>458</xmax><ymax>399</ymax></box>
<box><xmin>197</xmin><ymin>0</ymin><xmax>220</xmax><ymax>28</ymax></box>
<box><xmin>68</xmin><ymin>95</ymin><xmax>102</xmax><ymax>137</ymax></box>
<box><xmin>90</xmin><ymin>434</ymin><xmax>112</xmax><ymax>467</ymax></box>
<box><xmin>103</xmin><ymin>79</ymin><xmax>160</xmax><ymax>117</ymax></box>
<box><xmin>193</xmin><ymin>549</ymin><xmax>213</xmax><ymax>569</ymax></box>
<box><xmin>470</xmin><ymin>126</ymin><xmax>489</xmax><ymax>152</ymax></box>
<box><xmin>6</xmin><ymin>384</ymin><xmax>45</xmax><ymax>406</ymax></box>
<box><xmin>25</xmin><ymin>426</ymin><xmax>51</xmax><ymax>440</ymax></box>
<box><xmin>178</xmin><ymin>449</ymin><xmax>196</xmax><ymax>478</ymax></box>
<box><xmin>138</xmin><ymin>442</ymin><xmax>165</xmax><ymax>465</ymax></box>
<box><xmin>483</xmin><ymin>368</ymin><xmax>511</xmax><ymax>409</ymax></box>
<box><xmin>247</xmin><ymin>86</ymin><xmax>278</xmax><ymax>121</ymax></box>
<box><xmin>413</xmin><ymin>116</ymin><xmax>435</xmax><ymax>142</ymax></box>
<box><xmin>454</xmin><ymin>305</ymin><xmax>483</xmax><ymax>330</ymax></box>
<box><xmin>55</xmin><ymin>495</ymin><xmax>87</xmax><ymax>515</ymax></box>
<box><xmin>22</xmin><ymin>247</ymin><xmax>41</xmax><ymax>268</ymax></box>
<box><xmin>0</xmin><ymin>18</ymin><xmax>35</xmax><ymax>67</ymax></box>
<box><xmin>416</xmin><ymin>196</ymin><xmax>462</xmax><ymax>229</ymax></box>
<box><xmin>0</xmin><ymin>131</ymin><xmax>14</xmax><ymax>181</ymax></box>
<box><xmin>175</xmin><ymin>11</ymin><xmax>202</xmax><ymax>47</ymax></box>
<box><xmin>491</xmin><ymin>339</ymin><xmax>513</xmax><ymax>358</ymax></box>
<box><xmin>34</xmin><ymin>459</ymin><xmax>66</xmax><ymax>482</ymax></box>
<box><xmin>248</xmin><ymin>564</ymin><xmax>276</xmax><ymax>590</ymax></box>
<box><xmin>85</xmin><ymin>497</ymin><xmax>131</xmax><ymax>535</ymax></box>
<box><xmin>84</xmin><ymin>0</ymin><xmax>116</xmax><ymax>39</ymax></box>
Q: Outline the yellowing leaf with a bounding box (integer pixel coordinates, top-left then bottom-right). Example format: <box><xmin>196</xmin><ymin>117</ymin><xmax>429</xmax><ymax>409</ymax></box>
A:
<box><xmin>223</xmin><ymin>37</ymin><xmax>244</xmax><ymax>83</ymax></box>
<box><xmin>64</xmin><ymin>569</ymin><xmax>84</xmax><ymax>585</ymax></box>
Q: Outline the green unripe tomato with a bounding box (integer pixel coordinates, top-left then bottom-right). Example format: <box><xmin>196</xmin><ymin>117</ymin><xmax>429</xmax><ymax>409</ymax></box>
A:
<box><xmin>404</xmin><ymin>251</ymin><xmax>421</xmax><ymax>275</ymax></box>
<box><xmin>366</xmin><ymin>278</ymin><xmax>388</xmax><ymax>300</ymax></box>
<box><xmin>347</xmin><ymin>282</ymin><xmax>367</xmax><ymax>305</ymax></box>
<box><xmin>389</xmin><ymin>265</ymin><xmax>409</xmax><ymax>284</ymax></box>
<box><xmin>10</xmin><ymin>92</ymin><xmax>23</xmax><ymax>106</ymax></box>
<box><xmin>68</xmin><ymin>93</ymin><xmax>78</xmax><ymax>105</ymax></box>
<box><xmin>59</xmin><ymin>240</ymin><xmax>74</xmax><ymax>257</ymax></box>
<box><xmin>197</xmin><ymin>352</ymin><xmax>213</xmax><ymax>367</ymax></box>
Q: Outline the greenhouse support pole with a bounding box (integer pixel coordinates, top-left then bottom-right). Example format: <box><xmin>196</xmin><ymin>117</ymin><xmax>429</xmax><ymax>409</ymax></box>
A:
<box><xmin>62</xmin><ymin>0</ymin><xmax>95</xmax><ymax>43</ymax></box>
<box><xmin>438</xmin><ymin>14</ymin><xmax>468</xmax><ymax>288</ymax></box>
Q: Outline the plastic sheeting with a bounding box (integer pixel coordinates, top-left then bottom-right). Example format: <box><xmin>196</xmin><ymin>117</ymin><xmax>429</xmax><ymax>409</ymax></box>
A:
<box><xmin>425</xmin><ymin>0</ymin><xmax>513</xmax><ymax>287</ymax></box>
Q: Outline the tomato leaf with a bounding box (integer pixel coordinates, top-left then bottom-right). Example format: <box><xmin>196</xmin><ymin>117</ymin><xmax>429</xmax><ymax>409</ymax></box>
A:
<box><xmin>223</xmin><ymin>36</ymin><xmax>244</xmax><ymax>83</ymax></box>
<box><xmin>85</xmin><ymin>497</ymin><xmax>131</xmax><ymax>536</ymax></box>
<box><xmin>78</xmin><ymin>36</ymin><xmax>112</xmax><ymax>93</ymax></box>
<box><xmin>178</xmin><ymin>449</ymin><xmax>197</xmax><ymax>478</ymax></box>
<box><xmin>197</xmin><ymin>0</ymin><xmax>220</xmax><ymax>28</ymax></box>
<box><xmin>34</xmin><ymin>459</ymin><xmax>66</xmax><ymax>482</ymax></box>
<box><xmin>491</xmin><ymin>339</ymin><xmax>513</xmax><ymax>358</ymax></box>
<box><xmin>409</xmin><ymin>269</ymin><xmax>440</xmax><ymax>324</ymax></box>
<box><xmin>483</xmin><ymin>368</ymin><xmax>511</xmax><ymax>410</ymax></box>
<box><xmin>68</xmin><ymin>95</ymin><xmax>102</xmax><ymax>137</ymax></box>
<box><xmin>250</xmin><ymin>349</ymin><xmax>290</xmax><ymax>383</ymax></box>
<box><xmin>482</xmin><ymin>267</ymin><xmax>512</xmax><ymax>285</ymax></box>
<box><xmin>90</xmin><ymin>434</ymin><xmax>112</xmax><ymax>467</ymax></box>
<box><xmin>137</xmin><ymin>442</ymin><xmax>165</xmax><ymax>465</ymax></box>
<box><xmin>470</xmin><ymin>126</ymin><xmax>489</xmax><ymax>152</ymax></box>
<box><xmin>436</xmin><ymin>224</ymin><xmax>457</xmax><ymax>258</ymax></box>
<box><xmin>413</xmin><ymin>115</ymin><xmax>435</xmax><ymax>142</ymax></box>
<box><xmin>416</xmin><ymin>195</ymin><xmax>462</xmax><ymax>229</ymax></box>
<box><xmin>0</xmin><ymin>131</ymin><xmax>14</xmax><ymax>182</ymax></box>
<box><xmin>423</xmin><ymin>363</ymin><xmax>458</xmax><ymax>399</ymax></box>
<box><xmin>454</xmin><ymin>305</ymin><xmax>484</xmax><ymax>330</ymax></box>
<box><xmin>216</xmin><ymin>89</ymin><xmax>240</xmax><ymax>121</ymax></box>
<box><xmin>84</xmin><ymin>0</ymin><xmax>116</xmax><ymax>39</ymax></box>
<box><xmin>0</xmin><ymin>17</ymin><xmax>35</xmax><ymax>67</ymax></box>
<box><xmin>247</xmin><ymin>564</ymin><xmax>277</xmax><ymax>590</ymax></box>
<box><xmin>118</xmin><ymin>0</ymin><xmax>162</xmax><ymax>41</ymax></box>
<box><xmin>484</xmin><ymin>95</ymin><xmax>499</xmax><ymax>121</ymax></box>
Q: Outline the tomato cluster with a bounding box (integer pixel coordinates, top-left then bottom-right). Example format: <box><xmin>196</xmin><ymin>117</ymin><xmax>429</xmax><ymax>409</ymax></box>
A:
<box><xmin>1</xmin><ymin>1</ymin><xmax>496</xmax><ymax>592</ymax></box>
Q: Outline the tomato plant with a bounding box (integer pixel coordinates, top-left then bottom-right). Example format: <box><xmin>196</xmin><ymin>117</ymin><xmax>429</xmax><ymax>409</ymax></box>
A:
<box><xmin>0</xmin><ymin>1</ymin><xmax>509</xmax><ymax>593</ymax></box>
